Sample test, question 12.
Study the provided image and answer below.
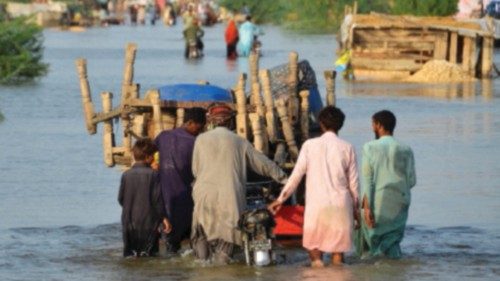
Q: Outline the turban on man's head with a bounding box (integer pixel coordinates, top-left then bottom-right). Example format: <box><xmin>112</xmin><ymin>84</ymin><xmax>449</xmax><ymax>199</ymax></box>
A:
<box><xmin>207</xmin><ymin>103</ymin><xmax>235</xmax><ymax>126</ymax></box>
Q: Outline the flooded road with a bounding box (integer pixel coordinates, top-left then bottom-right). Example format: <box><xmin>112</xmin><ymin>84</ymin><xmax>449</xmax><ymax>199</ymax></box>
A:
<box><xmin>0</xmin><ymin>23</ymin><xmax>500</xmax><ymax>280</ymax></box>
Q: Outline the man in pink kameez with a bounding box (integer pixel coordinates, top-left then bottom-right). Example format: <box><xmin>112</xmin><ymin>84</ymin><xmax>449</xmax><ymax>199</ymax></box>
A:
<box><xmin>269</xmin><ymin>106</ymin><xmax>359</xmax><ymax>266</ymax></box>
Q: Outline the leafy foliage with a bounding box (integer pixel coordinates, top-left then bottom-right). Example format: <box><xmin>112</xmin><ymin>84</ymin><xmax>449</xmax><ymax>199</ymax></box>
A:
<box><xmin>0</xmin><ymin>16</ymin><xmax>48</xmax><ymax>84</ymax></box>
<box><xmin>392</xmin><ymin>0</ymin><xmax>458</xmax><ymax>16</ymax></box>
<box><xmin>220</xmin><ymin>0</ymin><xmax>460</xmax><ymax>33</ymax></box>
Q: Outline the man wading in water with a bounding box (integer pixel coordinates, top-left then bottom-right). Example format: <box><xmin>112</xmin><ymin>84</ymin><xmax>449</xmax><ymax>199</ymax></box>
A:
<box><xmin>154</xmin><ymin>108</ymin><xmax>206</xmax><ymax>253</ymax></box>
<box><xmin>269</xmin><ymin>106</ymin><xmax>359</xmax><ymax>267</ymax></box>
<box><xmin>190</xmin><ymin>103</ymin><xmax>287</xmax><ymax>264</ymax></box>
<box><xmin>356</xmin><ymin>110</ymin><xmax>416</xmax><ymax>259</ymax></box>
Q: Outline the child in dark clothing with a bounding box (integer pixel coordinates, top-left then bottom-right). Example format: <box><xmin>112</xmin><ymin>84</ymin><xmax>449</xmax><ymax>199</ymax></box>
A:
<box><xmin>118</xmin><ymin>138</ymin><xmax>171</xmax><ymax>257</ymax></box>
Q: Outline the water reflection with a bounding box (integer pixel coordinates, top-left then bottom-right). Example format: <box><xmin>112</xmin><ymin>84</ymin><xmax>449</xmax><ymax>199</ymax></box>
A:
<box><xmin>344</xmin><ymin>80</ymin><xmax>495</xmax><ymax>101</ymax></box>
<box><xmin>299</xmin><ymin>267</ymin><xmax>355</xmax><ymax>281</ymax></box>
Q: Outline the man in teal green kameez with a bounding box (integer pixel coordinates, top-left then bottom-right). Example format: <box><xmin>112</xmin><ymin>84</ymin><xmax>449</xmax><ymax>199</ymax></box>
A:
<box><xmin>356</xmin><ymin>110</ymin><xmax>416</xmax><ymax>259</ymax></box>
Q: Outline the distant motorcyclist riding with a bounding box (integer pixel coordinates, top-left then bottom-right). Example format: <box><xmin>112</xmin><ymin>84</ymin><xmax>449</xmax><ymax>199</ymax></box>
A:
<box><xmin>183</xmin><ymin>19</ymin><xmax>204</xmax><ymax>59</ymax></box>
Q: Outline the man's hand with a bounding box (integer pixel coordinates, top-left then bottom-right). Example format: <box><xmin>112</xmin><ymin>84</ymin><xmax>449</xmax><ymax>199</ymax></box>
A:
<box><xmin>267</xmin><ymin>200</ymin><xmax>282</xmax><ymax>215</ymax></box>
<box><xmin>364</xmin><ymin>207</ymin><xmax>375</xmax><ymax>229</ymax></box>
<box><xmin>353</xmin><ymin>209</ymin><xmax>361</xmax><ymax>229</ymax></box>
<box><xmin>162</xmin><ymin>218</ymin><xmax>172</xmax><ymax>234</ymax></box>
<box><xmin>361</xmin><ymin>195</ymin><xmax>375</xmax><ymax>229</ymax></box>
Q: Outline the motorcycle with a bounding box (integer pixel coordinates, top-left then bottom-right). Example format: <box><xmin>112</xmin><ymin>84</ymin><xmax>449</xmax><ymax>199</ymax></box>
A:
<box><xmin>238</xmin><ymin>181</ymin><xmax>276</xmax><ymax>266</ymax></box>
<box><xmin>187</xmin><ymin>39</ymin><xmax>202</xmax><ymax>59</ymax></box>
<box><xmin>252</xmin><ymin>36</ymin><xmax>262</xmax><ymax>57</ymax></box>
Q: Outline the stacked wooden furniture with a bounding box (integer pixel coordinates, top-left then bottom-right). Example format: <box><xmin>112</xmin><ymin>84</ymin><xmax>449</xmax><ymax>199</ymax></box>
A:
<box><xmin>76</xmin><ymin>43</ymin><xmax>338</xmax><ymax>168</ymax></box>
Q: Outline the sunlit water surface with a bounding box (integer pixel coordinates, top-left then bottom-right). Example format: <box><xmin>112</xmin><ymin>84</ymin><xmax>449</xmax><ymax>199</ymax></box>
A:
<box><xmin>0</xmin><ymin>23</ymin><xmax>499</xmax><ymax>280</ymax></box>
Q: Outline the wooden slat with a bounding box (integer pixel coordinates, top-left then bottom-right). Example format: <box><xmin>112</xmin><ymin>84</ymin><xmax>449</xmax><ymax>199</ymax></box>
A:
<box><xmin>449</xmin><ymin>32</ymin><xmax>458</xmax><ymax>63</ymax></box>
<box><xmin>355</xmin><ymin>29</ymin><xmax>438</xmax><ymax>43</ymax></box>
<box><xmin>433</xmin><ymin>32</ymin><xmax>449</xmax><ymax>60</ymax></box>
<box><xmin>481</xmin><ymin>36</ymin><xmax>494</xmax><ymax>78</ymax></box>
<box><xmin>354</xmin><ymin>43</ymin><xmax>435</xmax><ymax>54</ymax></box>
<box><xmin>352</xmin><ymin>51</ymin><xmax>432</xmax><ymax>60</ymax></box>
<box><xmin>91</xmin><ymin>106</ymin><xmax>122</xmax><ymax>124</ymax></box>
<box><xmin>351</xmin><ymin>57</ymin><xmax>423</xmax><ymax>71</ymax></box>
<box><xmin>127</xmin><ymin>98</ymin><xmax>235</xmax><ymax>110</ymax></box>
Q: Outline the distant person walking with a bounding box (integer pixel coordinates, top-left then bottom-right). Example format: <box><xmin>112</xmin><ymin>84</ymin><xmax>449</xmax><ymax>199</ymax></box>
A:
<box><xmin>224</xmin><ymin>18</ymin><xmax>239</xmax><ymax>59</ymax></box>
<box><xmin>236</xmin><ymin>16</ymin><xmax>261</xmax><ymax>57</ymax></box>
<box><xmin>269</xmin><ymin>106</ymin><xmax>359</xmax><ymax>267</ymax></box>
<box><xmin>356</xmin><ymin>110</ymin><xmax>416</xmax><ymax>259</ymax></box>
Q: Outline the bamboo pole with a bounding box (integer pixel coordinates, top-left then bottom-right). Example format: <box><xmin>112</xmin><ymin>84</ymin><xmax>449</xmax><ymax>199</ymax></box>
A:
<box><xmin>276</xmin><ymin>99</ymin><xmax>299</xmax><ymax>160</ymax></box>
<box><xmin>274</xmin><ymin>142</ymin><xmax>287</xmax><ymax>166</ymax></box>
<box><xmin>252</xmin><ymin>82</ymin><xmax>265</xmax><ymax>118</ymax></box>
<box><xmin>176</xmin><ymin>108</ymin><xmax>185</xmax><ymax>128</ymax></box>
<box><xmin>449</xmin><ymin>32</ymin><xmax>458</xmax><ymax>64</ymax></box>
<box><xmin>288</xmin><ymin>52</ymin><xmax>299</xmax><ymax>125</ymax></box>
<box><xmin>299</xmin><ymin>90</ymin><xmax>310</xmax><ymax>142</ymax></box>
<box><xmin>324</xmin><ymin>70</ymin><xmax>337</xmax><ymax>106</ymax></box>
<box><xmin>117</xmin><ymin>43</ymin><xmax>137</xmax><ymax>156</ymax></box>
<box><xmin>131</xmin><ymin>114</ymin><xmax>145</xmax><ymax>138</ymax></box>
<box><xmin>481</xmin><ymin>36</ymin><xmax>494</xmax><ymax>78</ymax></box>
<box><xmin>121</xmin><ymin>113</ymin><xmax>132</xmax><ymax>157</ymax></box>
<box><xmin>249</xmin><ymin>52</ymin><xmax>259</xmax><ymax>87</ymax></box>
<box><xmin>234</xmin><ymin>73</ymin><xmax>247</xmax><ymax>93</ymax></box>
<box><xmin>251</xmin><ymin>81</ymin><xmax>268</xmax><ymax>152</ymax></box>
<box><xmin>121</xmin><ymin>43</ymin><xmax>137</xmax><ymax>103</ymax></box>
<box><xmin>249</xmin><ymin>113</ymin><xmax>264</xmax><ymax>153</ymax></box>
<box><xmin>235</xmin><ymin>74</ymin><xmax>248</xmax><ymax>139</ymax></box>
<box><xmin>150</xmin><ymin>90</ymin><xmax>163</xmax><ymax>138</ymax></box>
<box><xmin>259</xmin><ymin>69</ymin><xmax>277</xmax><ymax>143</ymax></box>
<box><xmin>101</xmin><ymin>92</ymin><xmax>115</xmax><ymax>167</ymax></box>
<box><xmin>75</xmin><ymin>58</ymin><xmax>97</xmax><ymax>135</ymax></box>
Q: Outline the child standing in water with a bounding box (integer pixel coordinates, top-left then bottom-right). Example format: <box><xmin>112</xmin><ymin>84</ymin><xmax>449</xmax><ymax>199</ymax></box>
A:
<box><xmin>118</xmin><ymin>138</ymin><xmax>170</xmax><ymax>257</ymax></box>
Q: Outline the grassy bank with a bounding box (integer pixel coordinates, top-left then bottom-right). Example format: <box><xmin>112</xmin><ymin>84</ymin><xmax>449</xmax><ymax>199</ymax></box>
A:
<box><xmin>220</xmin><ymin>0</ymin><xmax>458</xmax><ymax>34</ymax></box>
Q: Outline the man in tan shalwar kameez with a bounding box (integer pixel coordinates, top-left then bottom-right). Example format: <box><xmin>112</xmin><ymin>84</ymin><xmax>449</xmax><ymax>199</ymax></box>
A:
<box><xmin>190</xmin><ymin>104</ymin><xmax>287</xmax><ymax>263</ymax></box>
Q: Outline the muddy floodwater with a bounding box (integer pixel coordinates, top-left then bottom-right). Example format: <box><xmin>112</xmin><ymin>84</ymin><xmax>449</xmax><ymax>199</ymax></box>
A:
<box><xmin>1</xmin><ymin>23</ymin><xmax>500</xmax><ymax>281</ymax></box>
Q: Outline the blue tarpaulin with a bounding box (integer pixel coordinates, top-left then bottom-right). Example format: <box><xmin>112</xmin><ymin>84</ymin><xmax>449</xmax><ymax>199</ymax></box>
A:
<box><xmin>158</xmin><ymin>84</ymin><xmax>233</xmax><ymax>103</ymax></box>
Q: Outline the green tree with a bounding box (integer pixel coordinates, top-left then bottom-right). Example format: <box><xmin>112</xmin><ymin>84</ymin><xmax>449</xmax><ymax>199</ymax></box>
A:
<box><xmin>219</xmin><ymin>0</ymin><xmax>286</xmax><ymax>23</ymax></box>
<box><xmin>0</xmin><ymin>16</ymin><xmax>48</xmax><ymax>84</ymax></box>
<box><xmin>392</xmin><ymin>0</ymin><xmax>458</xmax><ymax>16</ymax></box>
<box><xmin>357</xmin><ymin>0</ymin><xmax>390</xmax><ymax>14</ymax></box>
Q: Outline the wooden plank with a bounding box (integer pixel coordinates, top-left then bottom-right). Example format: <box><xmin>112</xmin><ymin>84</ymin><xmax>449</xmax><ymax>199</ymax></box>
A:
<box><xmin>433</xmin><ymin>32</ymin><xmax>449</xmax><ymax>60</ymax></box>
<box><xmin>469</xmin><ymin>37</ymin><xmax>478</xmax><ymax>77</ymax></box>
<box><xmin>355</xmin><ymin>30</ymin><xmax>439</xmax><ymax>43</ymax></box>
<box><xmin>481</xmin><ymin>36</ymin><xmax>494</xmax><ymax>78</ymax></box>
<box><xmin>113</xmin><ymin>154</ymin><xmax>132</xmax><ymax>167</ymax></box>
<box><xmin>462</xmin><ymin>36</ymin><xmax>473</xmax><ymax>74</ymax></box>
<box><xmin>91</xmin><ymin>106</ymin><xmax>123</xmax><ymax>124</ymax></box>
<box><xmin>353</xmin><ymin>25</ymin><xmax>486</xmax><ymax>37</ymax></box>
<box><xmin>355</xmin><ymin>41</ymin><xmax>435</xmax><ymax>51</ymax></box>
<box><xmin>127</xmin><ymin>98</ymin><xmax>235</xmax><ymax>110</ymax></box>
<box><xmin>352</xmin><ymin>52</ymin><xmax>432</xmax><ymax>61</ymax></box>
<box><xmin>351</xmin><ymin>57</ymin><xmax>423</xmax><ymax>71</ymax></box>
<box><xmin>101</xmin><ymin>92</ymin><xmax>114</xmax><ymax>167</ymax></box>
<box><xmin>449</xmin><ymin>32</ymin><xmax>458</xmax><ymax>63</ymax></box>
